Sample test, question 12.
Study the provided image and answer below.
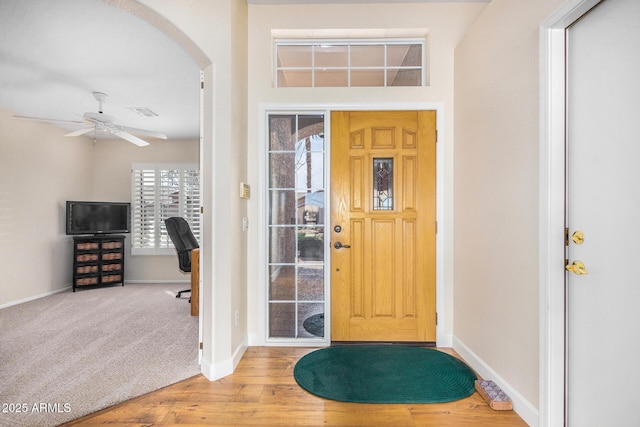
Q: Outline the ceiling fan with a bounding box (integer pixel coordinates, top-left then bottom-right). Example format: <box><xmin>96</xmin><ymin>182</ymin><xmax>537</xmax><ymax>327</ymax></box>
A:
<box><xmin>14</xmin><ymin>92</ymin><xmax>167</xmax><ymax>146</ymax></box>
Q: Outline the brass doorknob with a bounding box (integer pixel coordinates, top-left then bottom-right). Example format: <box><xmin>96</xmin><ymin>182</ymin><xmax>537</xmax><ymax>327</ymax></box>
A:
<box><xmin>566</xmin><ymin>260</ymin><xmax>588</xmax><ymax>275</ymax></box>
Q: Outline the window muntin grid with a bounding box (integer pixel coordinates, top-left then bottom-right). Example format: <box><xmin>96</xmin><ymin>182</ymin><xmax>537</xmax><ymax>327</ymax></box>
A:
<box><xmin>267</xmin><ymin>113</ymin><xmax>327</xmax><ymax>340</ymax></box>
<box><xmin>275</xmin><ymin>40</ymin><xmax>424</xmax><ymax>88</ymax></box>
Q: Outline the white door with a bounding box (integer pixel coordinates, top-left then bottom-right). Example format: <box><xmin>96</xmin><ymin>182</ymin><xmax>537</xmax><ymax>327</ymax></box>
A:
<box><xmin>566</xmin><ymin>0</ymin><xmax>640</xmax><ymax>425</ymax></box>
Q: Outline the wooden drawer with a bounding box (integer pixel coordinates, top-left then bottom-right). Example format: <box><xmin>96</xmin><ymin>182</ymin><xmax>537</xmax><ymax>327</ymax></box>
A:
<box><xmin>102</xmin><ymin>241</ymin><xmax>123</xmax><ymax>250</ymax></box>
<box><xmin>77</xmin><ymin>253</ymin><xmax>99</xmax><ymax>262</ymax></box>
<box><xmin>76</xmin><ymin>242</ymin><xmax>99</xmax><ymax>250</ymax></box>
<box><xmin>102</xmin><ymin>274</ymin><xmax>122</xmax><ymax>283</ymax></box>
<box><xmin>102</xmin><ymin>263</ymin><xmax>122</xmax><ymax>272</ymax></box>
<box><xmin>76</xmin><ymin>265</ymin><xmax>98</xmax><ymax>274</ymax></box>
<box><xmin>102</xmin><ymin>252</ymin><xmax>122</xmax><ymax>261</ymax></box>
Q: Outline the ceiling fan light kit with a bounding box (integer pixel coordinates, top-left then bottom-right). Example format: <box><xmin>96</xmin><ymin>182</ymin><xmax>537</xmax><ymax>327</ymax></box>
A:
<box><xmin>14</xmin><ymin>91</ymin><xmax>166</xmax><ymax>147</ymax></box>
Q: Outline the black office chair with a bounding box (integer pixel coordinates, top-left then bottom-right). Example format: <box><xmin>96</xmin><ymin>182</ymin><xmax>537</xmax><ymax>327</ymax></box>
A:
<box><xmin>164</xmin><ymin>217</ymin><xmax>199</xmax><ymax>301</ymax></box>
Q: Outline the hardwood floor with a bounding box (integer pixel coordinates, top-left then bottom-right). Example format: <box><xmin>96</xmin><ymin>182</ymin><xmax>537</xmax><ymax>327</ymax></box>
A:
<box><xmin>62</xmin><ymin>347</ymin><xmax>528</xmax><ymax>426</ymax></box>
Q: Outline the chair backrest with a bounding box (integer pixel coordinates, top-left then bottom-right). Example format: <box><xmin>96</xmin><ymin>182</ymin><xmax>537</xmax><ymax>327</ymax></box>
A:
<box><xmin>164</xmin><ymin>217</ymin><xmax>199</xmax><ymax>273</ymax></box>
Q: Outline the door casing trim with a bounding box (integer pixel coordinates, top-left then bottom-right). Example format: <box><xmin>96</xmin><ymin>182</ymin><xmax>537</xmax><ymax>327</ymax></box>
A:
<box><xmin>539</xmin><ymin>1</ymin><xmax>601</xmax><ymax>426</ymax></box>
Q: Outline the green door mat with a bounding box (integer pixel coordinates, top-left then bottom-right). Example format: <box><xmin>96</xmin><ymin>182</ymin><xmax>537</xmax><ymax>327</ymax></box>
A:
<box><xmin>293</xmin><ymin>346</ymin><xmax>477</xmax><ymax>403</ymax></box>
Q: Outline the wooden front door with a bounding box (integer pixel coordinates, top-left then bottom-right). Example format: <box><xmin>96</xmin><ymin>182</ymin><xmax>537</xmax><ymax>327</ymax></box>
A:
<box><xmin>330</xmin><ymin>110</ymin><xmax>436</xmax><ymax>342</ymax></box>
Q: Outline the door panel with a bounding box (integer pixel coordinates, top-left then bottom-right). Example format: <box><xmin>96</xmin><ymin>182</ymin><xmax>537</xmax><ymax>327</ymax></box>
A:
<box><xmin>330</xmin><ymin>110</ymin><xmax>436</xmax><ymax>342</ymax></box>
<box><xmin>566</xmin><ymin>0</ymin><xmax>640</xmax><ymax>424</ymax></box>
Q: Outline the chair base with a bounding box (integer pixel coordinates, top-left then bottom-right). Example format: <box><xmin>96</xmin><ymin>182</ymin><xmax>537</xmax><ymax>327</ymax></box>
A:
<box><xmin>176</xmin><ymin>289</ymin><xmax>191</xmax><ymax>303</ymax></box>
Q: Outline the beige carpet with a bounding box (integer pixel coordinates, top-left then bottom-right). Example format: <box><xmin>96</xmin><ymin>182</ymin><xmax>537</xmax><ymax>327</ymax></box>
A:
<box><xmin>0</xmin><ymin>283</ymin><xmax>199</xmax><ymax>427</ymax></box>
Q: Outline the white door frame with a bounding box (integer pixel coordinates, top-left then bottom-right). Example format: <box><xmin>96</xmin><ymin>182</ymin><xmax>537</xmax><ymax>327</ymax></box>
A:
<box><xmin>539</xmin><ymin>1</ymin><xmax>601</xmax><ymax>425</ymax></box>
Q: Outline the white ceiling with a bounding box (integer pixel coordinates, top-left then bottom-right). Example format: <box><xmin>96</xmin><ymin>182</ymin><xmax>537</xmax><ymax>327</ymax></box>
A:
<box><xmin>0</xmin><ymin>0</ymin><xmax>490</xmax><ymax>143</ymax></box>
<box><xmin>0</xmin><ymin>0</ymin><xmax>201</xmax><ymax>141</ymax></box>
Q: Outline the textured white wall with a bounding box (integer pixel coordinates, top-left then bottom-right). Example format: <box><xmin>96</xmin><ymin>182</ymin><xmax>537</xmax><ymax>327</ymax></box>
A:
<box><xmin>453</xmin><ymin>0</ymin><xmax>565</xmax><ymax>414</ymax></box>
<box><xmin>0</xmin><ymin>108</ymin><xmax>93</xmax><ymax>306</ymax></box>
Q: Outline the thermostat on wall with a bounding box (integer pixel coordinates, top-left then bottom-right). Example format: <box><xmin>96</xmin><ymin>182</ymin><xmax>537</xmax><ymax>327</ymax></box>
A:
<box><xmin>240</xmin><ymin>182</ymin><xmax>250</xmax><ymax>199</ymax></box>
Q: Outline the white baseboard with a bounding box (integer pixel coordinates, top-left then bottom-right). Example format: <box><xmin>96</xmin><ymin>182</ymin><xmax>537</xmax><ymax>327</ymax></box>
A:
<box><xmin>232</xmin><ymin>339</ymin><xmax>248</xmax><ymax>370</ymax></box>
<box><xmin>453</xmin><ymin>336</ymin><xmax>538</xmax><ymax>427</ymax></box>
<box><xmin>436</xmin><ymin>332</ymin><xmax>453</xmax><ymax>348</ymax></box>
<box><xmin>201</xmin><ymin>338</ymin><xmax>248</xmax><ymax>381</ymax></box>
<box><xmin>0</xmin><ymin>286</ymin><xmax>72</xmax><ymax>310</ymax></box>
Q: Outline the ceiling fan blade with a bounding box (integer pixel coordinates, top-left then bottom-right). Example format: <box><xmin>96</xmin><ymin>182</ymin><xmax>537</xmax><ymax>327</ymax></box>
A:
<box><xmin>113</xmin><ymin>130</ymin><xmax>150</xmax><ymax>147</ymax></box>
<box><xmin>65</xmin><ymin>128</ymin><xmax>95</xmax><ymax>137</ymax></box>
<box><xmin>120</xmin><ymin>125</ymin><xmax>167</xmax><ymax>140</ymax></box>
<box><xmin>13</xmin><ymin>115</ymin><xmax>84</xmax><ymax>125</ymax></box>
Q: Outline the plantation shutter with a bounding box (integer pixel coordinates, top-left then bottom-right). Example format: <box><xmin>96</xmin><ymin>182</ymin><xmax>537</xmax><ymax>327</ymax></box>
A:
<box><xmin>131</xmin><ymin>163</ymin><xmax>200</xmax><ymax>255</ymax></box>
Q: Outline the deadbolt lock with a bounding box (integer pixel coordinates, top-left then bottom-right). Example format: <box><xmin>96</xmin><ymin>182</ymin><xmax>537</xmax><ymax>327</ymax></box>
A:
<box><xmin>571</xmin><ymin>230</ymin><xmax>584</xmax><ymax>245</ymax></box>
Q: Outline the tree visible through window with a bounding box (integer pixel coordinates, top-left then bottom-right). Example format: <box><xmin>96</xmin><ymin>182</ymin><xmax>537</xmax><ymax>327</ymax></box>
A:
<box><xmin>131</xmin><ymin>163</ymin><xmax>200</xmax><ymax>255</ymax></box>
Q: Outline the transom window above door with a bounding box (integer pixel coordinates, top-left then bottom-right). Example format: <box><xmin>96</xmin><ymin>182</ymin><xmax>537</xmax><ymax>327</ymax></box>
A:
<box><xmin>274</xmin><ymin>39</ymin><xmax>425</xmax><ymax>88</ymax></box>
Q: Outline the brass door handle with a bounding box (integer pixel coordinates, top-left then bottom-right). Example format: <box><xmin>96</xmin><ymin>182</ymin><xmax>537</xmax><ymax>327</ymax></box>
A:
<box><xmin>566</xmin><ymin>260</ymin><xmax>588</xmax><ymax>275</ymax></box>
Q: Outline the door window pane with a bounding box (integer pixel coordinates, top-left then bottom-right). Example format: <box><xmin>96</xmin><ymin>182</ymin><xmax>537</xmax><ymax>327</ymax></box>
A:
<box><xmin>351</xmin><ymin>44</ymin><xmax>384</xmax><ymax>67</ymax></box>
<box><xmin>351</xmin><ymin>69</ymin><xmax>385</xmax><ymax>87</ymax></box>
<box><xmin>297</xmin><ymin>190</ymin><xmax>324</xmax><ymax>225</ymax></box>
<box><xmin>298</xmin><ymin>303</ymin><xmax>325</xmax><ymax>338</ymax></box>
<box><xmin>314</xmin><ymin>44</ymin><xmax>348</xmax><ymax>68</ymax></box>
<box><xmin>373</xmin><ymin>158</ymin><xmax>394</xmax><ymax>210</ymax></box>
<box><xmin>277</xmin><ymin>45</ymin><xmax>313</xmax><ymax>68</ymax></box>
<box><xmin>388</xmin><ymin>68</ymin><xmax>422</xmax><ymax>87</ymax></box>
<box><xmin>269</xmin><ymin>265</ymin><xmax>295</xmax><ymax>300</ymax></box>
<box><xmin>315</xmin><ymin>69</ymin><xmax>348</xmax><ymax>87</ymax></box>
<box><xmin>298</xmin><ymin>266</ymin><xmax>324</xmax><ymax>301</ymax></box>
<box><xmin>269</xmin><ymin>190</ymin><xmax>296</xmax><ymax>225</ymax></box>
<box><xmin>296</xmin><ymin>152</ymin><xmax>324</xmax><ymax>190</ymax></box>
<box><xmin>269</xmin><ymin>227</ymin><xmax>296</xmax><ymax>263</ymax></box>
<box><xmin>387</xmin><ymin>44</ymin><xmax>422</xmax><ymax>67</ymax></box>
<box><xmin>277</xmin><ymin>69</ymin><xmax>312</xmax><ymax>88</ymax></box>
<box><xmin>298</xmin><ymin>227</ymin><xmax>324</xmax><ymax>261</ymax></box>
<box><xmin>269</xmin><ymin>303</ymin><xmax>296</xmax><ymax>338</ymax></box>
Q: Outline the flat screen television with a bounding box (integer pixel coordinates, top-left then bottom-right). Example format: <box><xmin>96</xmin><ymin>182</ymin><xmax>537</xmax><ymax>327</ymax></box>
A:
<box><xmin>66</xmin><ymin>201</ymin><xmax>131</xmax><ymax>235</ymax></box>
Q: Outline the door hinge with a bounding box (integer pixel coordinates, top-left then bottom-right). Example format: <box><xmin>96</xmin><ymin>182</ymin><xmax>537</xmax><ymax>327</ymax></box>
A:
<box><xmin>201</xmin><ymin>81</ymin><xmax>204</xmax><ymax>89</ymax></box>
<box><xmin>200</xmin><ymin>342</ymin><xmax>203</xmax><ymax>350</ymax></box>
<box><xmin>435</xmin><ymin>130</ymin><xmax>438</xmax><ymax>143</ymax></box>
<box><xmin>200</xmin><ymin>206</ymin><xmax>204</xmax><ymax>214</ymax></box>
<box><xmin>565</xmin><ymin>227</ymin><xmax>569</xmax><ymax>247</ymax></box>
<box><xmin>435</xmin><ymin>312</ymin><xmax>438</xmax><ymax>325</ymax></box>
<box><xmin>435</xmin><ymin>221</ymin><xmax>438</xmax><ymax>234</ymax></box>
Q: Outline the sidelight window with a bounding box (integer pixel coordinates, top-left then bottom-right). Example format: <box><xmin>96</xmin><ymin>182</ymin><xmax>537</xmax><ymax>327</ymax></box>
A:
<box><xmin>267</xmin><ymin>113</ymin><xmax>326</xmax><ymax>340</ymax></box>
